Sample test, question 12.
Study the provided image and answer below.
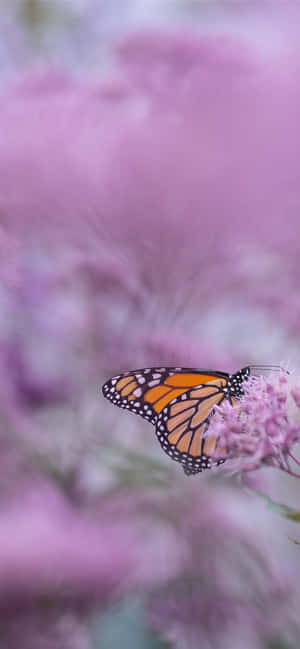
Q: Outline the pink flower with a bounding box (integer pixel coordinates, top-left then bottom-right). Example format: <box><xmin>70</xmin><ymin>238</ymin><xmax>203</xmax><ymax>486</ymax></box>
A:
<box><xmin>146</xmin><ymin>482</ymin><xmax>292</xmax><ymax>649</ymax></box>
<box><xmin>209</xmin><ymin>374</ymin><xmax>300</xmax><ymax>476</ymax></box>
<box><xmin>0</xmin><ymin>486</ymin><xmax>133</xmax><ymax>604</ymax></box>
<box><xmin>0</xmin><ymin>480</ymin><xmax>135</xmax><ymax>648</ymax></box>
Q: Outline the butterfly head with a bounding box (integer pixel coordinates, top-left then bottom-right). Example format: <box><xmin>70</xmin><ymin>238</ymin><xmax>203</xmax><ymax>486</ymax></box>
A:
<box><xmin>227</xmin><ymin>366</ymin><xmax>250</xmax><ymax>397</ymax></box>
<box><xmin>228</xmin><ymin>365</ymin><xmax>285</xmax><ymax>398</ymax></box>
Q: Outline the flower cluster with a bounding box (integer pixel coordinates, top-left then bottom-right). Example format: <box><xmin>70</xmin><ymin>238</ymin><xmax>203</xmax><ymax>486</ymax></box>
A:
<box><xmin>209</xmin><ymin>375</ymin><xmax>300</xmax><ymax>476</ymax></box>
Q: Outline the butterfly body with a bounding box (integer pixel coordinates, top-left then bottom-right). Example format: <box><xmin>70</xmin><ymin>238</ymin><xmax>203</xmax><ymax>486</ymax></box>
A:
<box><xmin>102</xmin><ymin>365</ymin><xmax>251</xmax><ymax>475</ymax></box>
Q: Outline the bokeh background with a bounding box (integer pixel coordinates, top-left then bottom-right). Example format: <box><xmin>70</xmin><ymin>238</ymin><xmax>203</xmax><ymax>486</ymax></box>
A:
<box><xmin>1</xmin><ymin>2</ymin><xmax>300</xmax><ymax>648</ymax></box>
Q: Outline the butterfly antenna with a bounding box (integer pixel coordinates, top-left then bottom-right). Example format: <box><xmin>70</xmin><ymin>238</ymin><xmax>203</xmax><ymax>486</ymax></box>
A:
<box><xmin>248</xmin><ymin>364</ymin><xmax>289</xmax><ymax>375</ymax></box>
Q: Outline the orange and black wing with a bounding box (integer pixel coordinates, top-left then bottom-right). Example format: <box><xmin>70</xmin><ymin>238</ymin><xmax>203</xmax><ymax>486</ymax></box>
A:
<box><xmin>102</xmin><ymin>366</ymin><xmax>229</xmax><ymax>425</ymax></box>
<box><xmin>155</xmin><ymin>381</ymin><xmax>231</xmax><ymax>475</ymax></box>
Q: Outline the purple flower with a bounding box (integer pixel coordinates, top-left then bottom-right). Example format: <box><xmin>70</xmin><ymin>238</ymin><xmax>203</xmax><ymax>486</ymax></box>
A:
<box><xmin>145</xmin><ymin>483</ymin><xmax>293</xmax><ymax>649</ymax></box>
<box><xmin>209</xmin><ymin>374</ymin><xmax>300</xmax><ymax>477</ymax></box>
<box><xmin>0</xmin><ymin>480</ymin><xmax>135</xmax><ymax>648</ymax></box>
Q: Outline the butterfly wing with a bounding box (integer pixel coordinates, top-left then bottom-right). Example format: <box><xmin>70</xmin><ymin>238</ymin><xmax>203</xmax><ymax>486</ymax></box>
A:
<box><xmin>155</xmin><ymin>381</ymin><xmax>230</xmax><ymax>475</ymax></box>
<box><xmin>102</xmin><ymin>367</ymin><xmax>229</xmax><ymax>422</ymax></box>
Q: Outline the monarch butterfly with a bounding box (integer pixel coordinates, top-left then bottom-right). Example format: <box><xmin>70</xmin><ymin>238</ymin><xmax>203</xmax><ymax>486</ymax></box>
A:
<box><xmin>102</xmin><ymin>365</ymin><xmax>281</xmax><ymax>475</ymax></box>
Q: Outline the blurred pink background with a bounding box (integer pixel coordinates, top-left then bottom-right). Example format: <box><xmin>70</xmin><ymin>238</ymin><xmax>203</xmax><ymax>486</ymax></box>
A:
<box><xmin>1</xmin><ymin>3</ymin><xmax>300</xmax><ymax>649</ymax></box>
